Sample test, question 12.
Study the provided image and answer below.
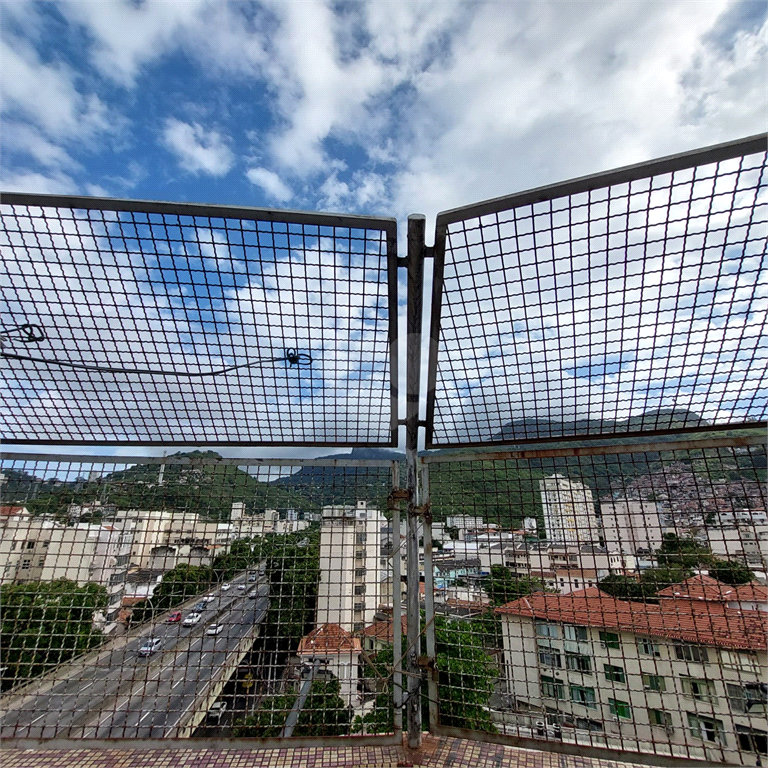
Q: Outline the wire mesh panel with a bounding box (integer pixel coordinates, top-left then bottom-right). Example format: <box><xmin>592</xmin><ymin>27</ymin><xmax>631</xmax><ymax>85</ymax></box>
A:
<box><xmin>426</xmin><ymin>135</ymin><xmax>768</xmax><ymax>448</ymax></box>
<box><xmin>0</xmin><ymin>454</ymin><xmax>402</xmax><ymax>743</ymax></box>
<box><xmin>0</xmin><ymin>195</ymin><xmax>398</xmax><ymax>446</ymax></box>
<box><xmin>421</xmin><ymin>435</ymin><xmax>767</xmax><ymax>765</ymax></box>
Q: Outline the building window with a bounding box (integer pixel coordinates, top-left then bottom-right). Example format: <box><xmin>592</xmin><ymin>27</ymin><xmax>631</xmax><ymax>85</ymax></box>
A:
<box><xmin>675</xmin><ymin>644</ymin><xmax>709</xmax><ymax>663</ymax></box>
<box><xmin>575</xmin><ymin>717</ymin><xmax>603</xmax><ymax>732</ymax></box>
<box><xmin>687</xmin><ymin>713</ymin><xmax>726</xmax><ymax>746</ymax></box>
<box><xmin>535</xmin><ymin>622</ymin><xmax>560</xmax><ymax>639</ymax></box>
<box><xmin>721</xmin><ymin>650</ymin><xmax>757</xmax><ymax>671</ymax></box>
<box><xmin>642</xmin><ymin>674</ymin><xmax>666</xmax><ymax>692</ymax></box>
<box><xmin>20</xmin><ymin>559</ymin><xmax>31</xmax><ymax>570</ymax></box>
<box><xmin>648</xmin><ymin>709</ymin><xmax>673</xmax><ymax>728</ymax></box>
<box><xmin>354</xmin><ymin>568</ymin><xmax>366</xmax><ymax>577</ymax></box>
<box><xmin>354</xmin><ymin>585</ymin><xmax>366</xmax><ymax>596</ymax></box>
<box><xmin>609</xmin><ymin>698</ymin><xmax>632</xmax><ymax>719</ymax></box>
<box><xmin>638</xmin><ymin>637</ymin><xmax>661</xmax><ymax>657</ymax></box>
<box><xmin>356</xmin><ymin>533</ymin><xmax>367</xmax><ymax>544</ymax></box>
<box><xmin>353</xmin><ymin>622</ymin><xmax>365</xmax><ymax>632</ymax></box>
<box><xmin>538</xmin><ymin>645</ymin><xmax>562</xmax><ymax>668</ymax></box>
<box><xmin>37</xmin><ymin>558</ymin><xmax>45</xmax><ymax>567</ymax></box>
<box><xmin>565</xmin><ymin>653</ymin><xmax>592</xmax><ymax>673</ymax></box>
<box><xmin>682</xmin><ymin>677</ymin><xmax>717</xmax><ymax>703</ymax></box>
<box><xmin>564</xmin><ymin>624</ymin><xmax>588</xmax><ymax>641</ymax></box>
<box><xmin>736</xmin><ymin>726</ymin><xmax>768</xmax><ymax>755</ymax></box>
<box><xmin>604</xmin><ymin>664</ymin><xmax>625</xmax><ymax>683</ymax></box>
<box><xmin>540</xmin><ymin>675</ymin><xmax>565</xmax><ymax>699</ymax></box>
<box><xmin>41</xmin><ymin>541</ymin><xmax>49</xmax><ymax>547</ymax></box>
<box><xmin>25</xmin><ymin>541</ymin><xmax>35</xmax><ymax>549</ymax></box>
<box><xmin>727</xmin><ymin>683</ymin><xmax>768</xmax><ymax>713</ymax></box>
<box><xmin>599</xmin><ymin>631</ymin><xmax>620</xmax><ymax>649</ymax></box>
<box><xmin>569</xmin><ymin>685</ymin><xmax>596</xmax><ymax>708</ymax></box>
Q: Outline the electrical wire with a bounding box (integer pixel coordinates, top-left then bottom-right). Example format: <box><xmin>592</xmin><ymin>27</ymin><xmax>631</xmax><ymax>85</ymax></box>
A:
<box><xmin>1</xmin><ymin>347</ymin><xmax>312</xmax><ymax>377</ymax></box>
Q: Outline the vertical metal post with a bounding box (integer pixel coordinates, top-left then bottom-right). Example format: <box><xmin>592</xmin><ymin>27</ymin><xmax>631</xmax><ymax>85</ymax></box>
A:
<box><xmin>405</xmin><ymin>214</ymin><xmax>425</xmax><ymax>748</ymax></box>
<box><xmin>391</xmin><ymin>460</ymin><xmax>403</xmax><ymax>734</ymax></box>
<box><xmin>420</xmin><ymin>461</ymin><xmax>439</xmax><ymax>731</ymax></box>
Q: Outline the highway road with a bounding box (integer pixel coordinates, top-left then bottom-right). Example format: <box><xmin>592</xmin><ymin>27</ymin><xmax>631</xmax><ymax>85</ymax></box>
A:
<box><xmin>0</xmin><ymin>573</ymin><xmax>269</xmax><ymax>739</ymax></box>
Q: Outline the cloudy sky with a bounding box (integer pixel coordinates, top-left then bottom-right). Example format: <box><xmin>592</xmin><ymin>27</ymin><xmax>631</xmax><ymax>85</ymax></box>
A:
<box><xmin>3</xmin><ymin>0</ymin><xmax>766</xmax><ymax>225</ymax></box>
<box><xmin>1</xmin><ymin>0</ymin><xmax>766</xmax><ymax>460</ymax></box>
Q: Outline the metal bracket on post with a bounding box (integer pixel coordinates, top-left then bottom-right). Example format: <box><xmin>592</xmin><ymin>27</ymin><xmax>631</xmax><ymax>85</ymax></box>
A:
<box><xmin>405</xmin><ymin>214</ymin><xmax>426</xmax><ymax>749</ymax></box>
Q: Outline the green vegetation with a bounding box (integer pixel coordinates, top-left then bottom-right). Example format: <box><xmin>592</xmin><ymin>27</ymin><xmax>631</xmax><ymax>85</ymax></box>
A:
<box><xmin>708</xmin><ymin>559</ymin><xmax>756</xmax><ymax>586</ymax></box>
<box><xmin>262</xmin><ymin>528</ymin><xmax>321</xmax><ymax>654</ymax></box>
<box><xmin>354</xmin><ymin>613</ymin><xmax>498</xmax><ymax>734</ymax></box>
<box><xmin>598</xmin><ymin>567</ymin><xmax>694</xmax><ymax>603</ymax></box>
<box><xmin>0</xmin><ymin>579</ymin><xmax>108</xmax><ymax>690</ymax></box>
<box><xmin>481</xmin><ymin>565</ymin><xmax>549</xmax><ymax>606</ymax></box>
<box><xmin>655</xmin><ymin>533</ymin><xmax>714</xmax><ymax>569</ymax></box>
<box><xmin>233</xmin><ymin>679</ymin><xmax>352</xmax><ymax>737</ymax></box>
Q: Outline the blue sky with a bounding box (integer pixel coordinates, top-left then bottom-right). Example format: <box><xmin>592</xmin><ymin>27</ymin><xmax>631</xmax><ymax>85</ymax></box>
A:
<box><xmin>3</xmin><ymin>0</ymin><xmax>766</xmax><ymax>226</ymax></box>
<box><xmin>1</xmin><ymin>0</ymin><xmax>766</xmax><ymax>461</ymax></box>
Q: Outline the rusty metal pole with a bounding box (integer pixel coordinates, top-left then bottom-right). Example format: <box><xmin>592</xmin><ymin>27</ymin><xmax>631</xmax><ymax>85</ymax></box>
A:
<box><xmin>405</xmin><ymin>214</ymin><xmax>425</xmax><ymax>748</ymax></box>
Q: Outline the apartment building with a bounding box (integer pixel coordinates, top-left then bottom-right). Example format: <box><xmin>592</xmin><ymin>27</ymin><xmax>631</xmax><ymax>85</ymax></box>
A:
<box><xmin>316</xmin><ymin>500</ymin><xmax>386</xmax><ymax>633</ymax></box>
<box><xmin>539</xmin><ymin>475</ymin><xmax>601</xmax><ymax>545</ymax></box>
<box><xmin>599</xmin><ymin>500</ymin><xmax>664</xmax><ymax>554</ymax></box>
<box><xmin>495</xmin><ymin>585</ymin><xmax>767</xmax><ymax>764</ymax></box>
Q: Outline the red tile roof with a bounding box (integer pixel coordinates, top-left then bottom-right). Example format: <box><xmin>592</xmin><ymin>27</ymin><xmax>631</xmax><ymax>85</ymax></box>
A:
<box><xmin>297</xmin><ymin>623</ymin><xmax>361</xmax><ymax>655</ymax></box>
<box><xmin>656</xmin><ymin>574</ymin><xmax>768</xmax><ymax>605</ymax></box>
<box><xmin>495</xmin><ymin>587</ymin><xmax>767</xmax><ymax>651</ymax></box>
<box><xmin>0</xmin><ymin>506</ymin><xmax>27</xmax><ymax>516</ymax></box>
<box><xmin>357</xmin><ymin>615</ymin><xmax>408</xmax><ymax>642</ymax></box>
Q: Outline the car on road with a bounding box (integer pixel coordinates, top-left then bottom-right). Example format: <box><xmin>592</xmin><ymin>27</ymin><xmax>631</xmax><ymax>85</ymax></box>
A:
<box><xmin>237</xmin><ymin>584</ymin><xmax>246</xmax><ymax>590</ymax></box>
<box><xmin>247</xmin><ymin>574</ymin><xmax>257</xmax><ymax>582</ymax></box>
<box><xmin>204</xmin><ymin>594</ymin><xmax>215</xmax><ymax>602</ymax></box>
<box><xmin>183</xmin><ymin>612</ymin><xmax>202</xmax><ymax>626</ymax></box>
<box><xmin>207</xmin><ymin>701</ymin><xmax>227</xmax><ymax>722</ymax></box>
<box><xmin>167</xmin><ymin>611</ymin><xmax>182</xmax><ymax>623</ymax></box>
<box><xmin>193</xmin><ymin>601</ymin><xmax>207</xmax><ymax>611</ymax></box>
<box><xmin>247</xmin><ymin>588</ymin><xmax>259</xmax><ymax>598</ymax></box>
<box><xmin>138</xmin><ymin>637</ymin><xmax>162</xmax><ymax>656</ymax></box>
<box><xmin>206</xmin><ymin>623</ymin><xmax>224</xmax><ymax>635</ymax></box>
<box><xmin>221</xmin><ymin>583</ymin><xmax>231</xmax><ymax>591</ymax></box>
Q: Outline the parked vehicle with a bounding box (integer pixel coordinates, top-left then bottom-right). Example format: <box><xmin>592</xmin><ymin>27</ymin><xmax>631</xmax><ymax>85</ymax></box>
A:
<box><xmin>167</xmin><ymin>611</ymin><xmax>182</xmax><ymax>623</ymax></box>
<box><xmin>138</xmin><ymin>638</ymin><xmax>162</xmax><ymax>657</ymax></box>
<box><xmin>207</xmin><ymin>701</ymin><xmax>227</xmax><ymax>722</ymax></box>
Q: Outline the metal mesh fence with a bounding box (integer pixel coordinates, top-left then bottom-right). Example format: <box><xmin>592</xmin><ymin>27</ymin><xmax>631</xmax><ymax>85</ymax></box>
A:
<box><xmin>426</xmin><ymin>137</ymin><xmax>768</xmax><ymax>448</ymax></box>
<box><xmin>0</xmin><ymin>455</ymin><xmax>402</xmax><ymax>743</ymax></box>
<box><xmin>420</xmin><ymin>436</ymin><xmax>767</xmax><ymax>765</ymax></box>
<box><xmin>0</xmin><ymin>196</ymin><xmax>398</xmax><ymax>446</ymax></box>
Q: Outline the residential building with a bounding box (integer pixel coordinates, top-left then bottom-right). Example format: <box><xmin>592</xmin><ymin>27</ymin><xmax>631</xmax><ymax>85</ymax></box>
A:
<box><xmin>599</xmin><ymin>500</ymin><xmax>663</xmax><ymax>554</ymax></box>
<box><xmin>539</xmin><ymin>475</ymin><xmax>601</xmax><ymax>545</ymax></box>
<box><xmin>495</xmin><ymin>585</ymin><xmax>767</xmax><ymax>764</ymax></box>
<box><xmin>316</xmin><ymin>501</ymin><xmax>386</xmax><ymax>633</ymax></box>
<box><xmin>296</xmin><ymin>623</ymin><xmax>362</xmax><ymax>709</ymax></box>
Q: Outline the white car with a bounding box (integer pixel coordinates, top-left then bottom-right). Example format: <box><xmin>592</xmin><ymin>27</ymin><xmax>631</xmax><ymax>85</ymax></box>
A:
<box><xmin>207</xmin><ymin>701</ymin><xmax>228</xmax><ymax>722</ymax></box>
<box><xmin>206</xmin><ymin>623</ymin><xmax>224</xmax><ymax>635</ymax></box>
<box><xmin>183</xmin><ymin>612</ymin><xmax>201</xmax><ymax>626</ymax></box>
<box><xmin>237</xmin><ymin>584</ymin><xmax>246</xmax><ymax>590</ymax></box>
<box><xmin>221</xmin><ymin>583</ymin><xmax>231</xmax><ymax>591</ymax></box>
<box><xmin>138</xmin><ymin>637</ymin><xmax>162</xmax><ymax>657</ymax></box>
<box><xmin>204</xmin><ymin>594</ymin><xmax>215</xmax><ymax>602</ymax></box>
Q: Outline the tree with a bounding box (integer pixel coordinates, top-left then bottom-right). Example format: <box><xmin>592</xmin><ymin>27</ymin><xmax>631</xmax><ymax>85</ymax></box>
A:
<box><xmin>0</xmin><ymin>579</ymin><xmax>108</xmax><ymax>690</ymax></box>
<box><xmin>656</xmin><ymin>533</ymin><xmax>713</xmax><ymax>569</ymax></box>
<box><xmin>482</xmin><ymin>565</ymin><xmax>548</xmax><ymax>606</ymax></box>
<box><xmin>354</xmin><ymin>614</ymin><xmax>497</xmax><ymax>734</ymax></box>
<box><xmin>130</xmin><ymin>563</ymin><xmax>214</xmax><ymax>623</ymax></box>
<box><xmin>598</xmin><ymin>566</ymin><xmax>693</xmax><ymax>603</ymax></box>
<box><xmin>233</xmin><ymin>679</ymin><xmax>351</xmax><ymax>737</ymax></box>
<box><xmin>708</xmin><ymin>559</ymin><xmax>755</xmax><ymax>586</ymax></box>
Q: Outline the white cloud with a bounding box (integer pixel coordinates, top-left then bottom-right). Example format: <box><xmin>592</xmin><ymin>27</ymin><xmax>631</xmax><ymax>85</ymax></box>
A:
<box><xmin>0</xmin><ymin>170</ymin><xmax>79</xmax><ymax>195</ymax></box>
<box><xmin>162</xmin><ymin>119</ymin><xmax>234</xmax><ymax>176</ymax></box>
<box><xmin>245</xmin><ymin>167</ymin><xmax>293</xmax><ymax>203</ymax></box>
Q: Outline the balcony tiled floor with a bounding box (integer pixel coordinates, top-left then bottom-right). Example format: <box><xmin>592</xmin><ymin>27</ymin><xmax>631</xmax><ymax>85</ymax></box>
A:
<box><xmin>2</xmin><ymin>736</ymin><xmax>659</xmax><ymax>768</ymax></box>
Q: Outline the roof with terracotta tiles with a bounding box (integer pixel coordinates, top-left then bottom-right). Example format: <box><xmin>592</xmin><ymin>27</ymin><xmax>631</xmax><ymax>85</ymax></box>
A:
<box><xmin>357</xmin><ymin>615</ymin><xmax>408</xmax><ymax>641</ymax></box>
<box><xmin>495</xmin><ymin>587</ymin><xmax>767</xmax><ymax>651</ymax></box>
<box><xmin>297</xmin><ymin>623</ymin><xmax>362</xmax><ymax>655</ymax></box>
<box><xmin>656</xmin><ymin>574</ymin><xmax>768</xmax><ymax>604</ymax></box>
<box><xmin>0</xmin><ymin>506</ymin><xmax>27</xmax><ymax>516</ymax></box>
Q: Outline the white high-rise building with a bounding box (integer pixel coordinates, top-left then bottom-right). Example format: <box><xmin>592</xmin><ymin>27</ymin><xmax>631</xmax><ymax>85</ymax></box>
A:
<box><xmin>539</xmin><ymin>474</ymin><xmax>600</xmax><ymax>545</ymax></box>
<box><xmin>316</xmin><ymin>500</ymin><xmax>386</xmax><ymax>633</ymax></box>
